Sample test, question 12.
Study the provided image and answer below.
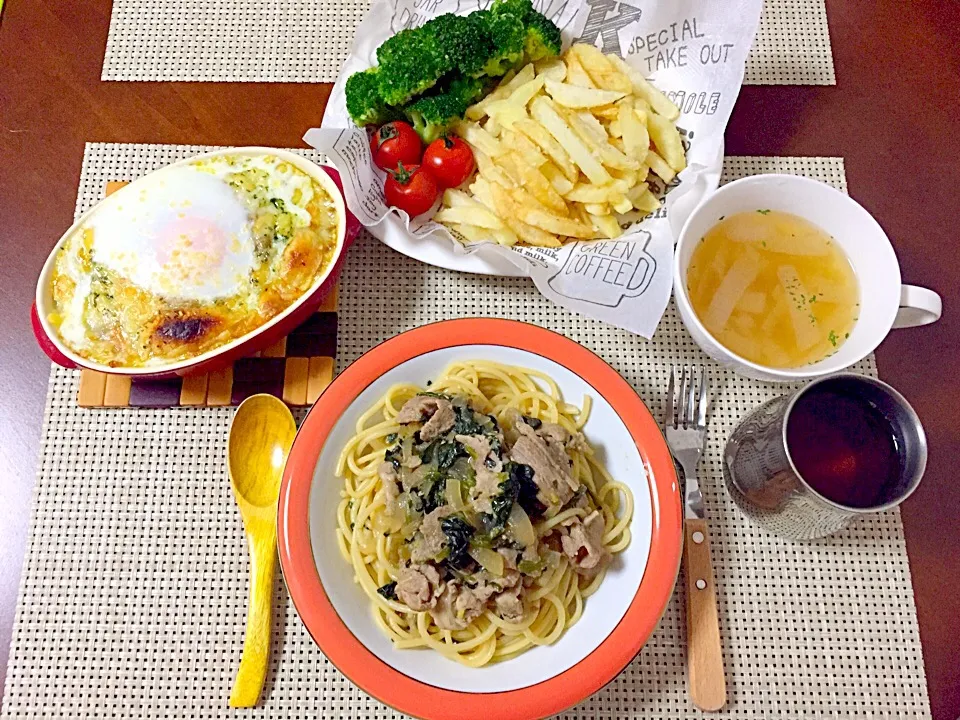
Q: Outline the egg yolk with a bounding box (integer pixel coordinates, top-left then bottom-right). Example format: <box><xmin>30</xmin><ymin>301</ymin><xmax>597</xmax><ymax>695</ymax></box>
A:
<box><xmin>153</xmin><ymin>216</ymin><xmax>229</xmax><ymax>291</ymax></box>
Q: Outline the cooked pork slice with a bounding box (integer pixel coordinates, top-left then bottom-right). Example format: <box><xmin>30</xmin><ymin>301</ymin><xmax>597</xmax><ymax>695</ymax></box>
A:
<box><xmin>396</xmin><ymin>396</ymin><xmax>455</xmax><ymax>441</ymax></box>
<box><xmin>378</xmin><ymin>461</ymin><xmax>399</xmax><ymax>485</ymax></box>
<box><xmin>560</xmin><ymin>510</ymin><xmax>609</xmax><ymax>575</ymax></box>
<box><xmin>565</xmin><ymin>431</ymin><xmax>589</xmax><ymax>453</ymax></box>
<box><xmin>494</xmin><ymin>589</ymin><xmax>524</xmax><ymax>622</ymax></box>
<box><xmin>472</xmin><ymin>467</ymin><xmax>501</xmax><ymax>515</ymax></box>
<box><xmin>379</xmin><ymin>464</ymin><xmax>401</xmax><ymax>514</ymax></box>
<box><xmin>509</xmin><ymin>421</ymin><xmax>577</xmax><ymax>508</ymax></box>
<box><xmin>395</xmin><ymin>563</ymin><xmax>442</xmax><ymax>611</ymax></box>
<box><xmin>457</xmin><ymin>434</ymin><xmax>503</xmax><ymax>471</ymax></box>
<box><xmin>456</xmin><ymin>433</ymin><xmax>505</xmax><ymax>513</ymax></box>
<box><xmin>498</xmin><ymin>548</ymin><xmax>519</xmax><ymax>571</ymax></box>
<box><xmin>536</xmin><ymin>422</ymin><xmax>569</xmax><ymax>446</ymax></box>
<box><xmin>378</xmin><ymin>461</ymin><xmax>403</xmax><ymax>516</ymax></box>
<box><xmin>456</xmin><ymin>433</ymin><xmax>492</xmax><ymax>466</ymax></box>
<box><xmin>537</xmin><ymin>421</ymin><xmax>589</xmax><ymax>453</ymax></box>
<box><xmin>410</xmin><ymin>505</ymin><xmax>454</xmax><ymax>563</ymax></box>
<box><xmin>432</xmin><ymin>582</ymin><xmax>486</xmax><ymax>631</ymax></box>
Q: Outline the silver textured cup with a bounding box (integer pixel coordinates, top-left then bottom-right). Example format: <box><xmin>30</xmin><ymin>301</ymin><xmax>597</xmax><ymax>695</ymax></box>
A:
<box><xmin>722</xmin><ymin>373</ymin><xmax>926</xmax><ymax>540</ymax></box>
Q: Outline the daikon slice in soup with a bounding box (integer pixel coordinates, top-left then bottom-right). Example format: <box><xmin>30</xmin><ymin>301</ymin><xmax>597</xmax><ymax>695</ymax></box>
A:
<box><xmin>686</xmin><ymin>210</ymin><xmax>859</xmax><ymax>369</ymax></box>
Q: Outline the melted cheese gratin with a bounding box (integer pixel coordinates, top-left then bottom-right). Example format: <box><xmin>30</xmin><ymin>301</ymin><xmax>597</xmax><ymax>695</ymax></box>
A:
<box><xmin>49</xmin><ymin>155</ymin><xmax>339</xmax><ymax>367</ymax></box>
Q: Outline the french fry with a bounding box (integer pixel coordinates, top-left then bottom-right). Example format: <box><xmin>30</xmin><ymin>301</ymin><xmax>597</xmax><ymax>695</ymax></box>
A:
<box><xmin>438</xmin><ymin>45</ymin><xmax>686</xmax><ymax>249</ymax></box>
<box><xmin>535</xmin><ymin>57</ymin><xmax>567</xmax><ymax>82</ymax></box>
<box><xmin>589</xmin><ymin>212</ymin><xmax>623</xmax><ymax>239</ymax></box>
<box><xmin>500</xmin><ymin>129</ymin><xmax>548</xmax><ymax>168</ymax></box>
<box><xmin>633</xmin><ymin>101</ymin><xmax>649</xmax><ymax>124</ymax></box>
<box><xmin>507</xmin><ymin>187</ymin><xmax>595</xmax><ymax>238</ymax></box>
<box><xmin>489</xmin><ymin>184</ymin><xmax>563</xmax><ymax>247</ymax></box>
<box><xmin>618</xmin><ymin>102</ymin><xmax>650</xmax><ymax>163</ymax></box>
<box><xmin>606</xmin><ymin>54</ymin><xmax>680</xmax><ymax>121</ymax></box>
<box><xmin>564</xmin><ymin>182</ymin><xmax>626</xmax><ymax>203</ymax></box>
<box><xmin>500</xmin><ymin>152</ymin><xmax>568</xmax><ymax>215</ymax></box>
<box><xmin>584</xmin><ymin>203</ymin><xmax>610</xmax><ymax>215</ymax></box>
<box><xmin>610</xmin><ymin>166</ymin><xmax>643</xmax><ymax>186</ymax></box>
<box><xmin>469</xmin><ymin>177</ymin><xmax>497</xmax><ymax>210</ymax></box>
<box><xmin>506</xmin><ymin>75</ymin><xmax>546</xmax><ymax>107</ymax></box>
<box><xmin>570</xmin><ymin>43</ymin><xmax>632</xmax><ymax>93</ymax></box>
<box><xmin>458</xmin><ymin>121</ymin><xmax>506</xmax><ymax>158</ymax></box>
<box><xmin>592</xmin><ymin>104</ymin><xmax>620</xmax><ymax>121</ymax></box>
<box><xmin>565</xmin><ymin>110</ymin><xmax>639</xmax><ymax>171</ymax></box>
<box><xmin>646</xmin><ymin>149</ymin><xmax>676</xmax><ymax>183</ymax></box>
<box><xmin>513</xmin><ymin>118</ymin><xmax>578</xmax><ymax>182</ymax></box>
<box><xmin>647</xmin><ymin>112</ymin><xmax>687</xmax><ymax>173</ymax></box>
<box><xmin>491</xmin><ymin>227</ymin><xmax>520</xmax><ymax>246</ymax></box>
<box><xmin>572</xmin><ymin>109</ymin><xmax>608</xmax><ymax>144</ymax></box>
<box><xmin>544</xmin><ymin>80</ymin><xmax>627</xmax><ymax>109</ymax></box>
<box><xmin>466</xmin><ymin>85</ymin><xmax>509</xmax><ymax>121</ymax></box>
<box><xmin>498</xmin><ymin>68</ymin><xmax>517</xmax><ymax>88</ymax></box>
<box><xmin>502</xmin><ymin>63</ymin><xmax>536</xmax><ymax>92</ymax></box>
<box><xmin>473</xmin><ymin>147</ymin><xmax>517</xmax><ymax>188</ymax></box>
<box><xmin>465</xmin><ymin>65</ymin><xmax>537</xmax><ymax>119</ymax></box>
<box><xmin>627</xmin><ymin>184</ymin><xmax>662</xmax><ymax>214</ymax></box>
<box><xmin>540</xmin><ymin>162</ymin><xmax>575</xmax><ymax>195</ymax></box>
<box><xmin>530</xmin><ymin>97</ymin><xmax>612</xmax><ymax>185</ymax></box>
<box><xmin>434</xmin><ymin>206</ymin><xmax>506</xmax><ymax>229</ymax></box>
<box><xmin>563</xmin><ymin>52</ymin><xmax>596</xmax><ymax>88</ymax></box>
<box><xmin>611</xmin><ymin>195</ymin><xmax>634</xmax><ymax>214</ymax></box>
<box><xmin>449</xmin><ymin>223</ymin><xmax>493</xmax><ymax>243</ymax></box>
<box><xmin>510</xmin><ymin>221</ymin><xmax>562</xmax><ymax>247</ymax></box>
<box><xmin>443</xmin><ymin>188</ymin><xmax>486</xmax><ymax>209</ymax></box>
<box><xmin>484</xmin><ymin>101</ymin><xmax>525</xmax><ymax>130</ymax></box>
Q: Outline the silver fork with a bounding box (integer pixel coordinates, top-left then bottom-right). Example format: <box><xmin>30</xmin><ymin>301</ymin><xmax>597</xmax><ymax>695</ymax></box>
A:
<box><xmin>664</xmin><ymin>366</ymin><xmax>726</xmax><ymax>712</ymax></box>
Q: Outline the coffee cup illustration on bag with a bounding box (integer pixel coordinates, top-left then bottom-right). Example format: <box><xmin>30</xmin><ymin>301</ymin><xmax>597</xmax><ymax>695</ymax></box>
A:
<box><xmin>547</xmin><ymin>233</ymin><xmax>657</xmax><ymax>308</ymax></box>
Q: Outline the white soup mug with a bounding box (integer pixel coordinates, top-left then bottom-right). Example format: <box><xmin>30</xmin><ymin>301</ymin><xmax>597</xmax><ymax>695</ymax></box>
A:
<box><xmin>673</xmin><ymin>174</ymin><xmax>942</xmax><ymax>382</ymax></box>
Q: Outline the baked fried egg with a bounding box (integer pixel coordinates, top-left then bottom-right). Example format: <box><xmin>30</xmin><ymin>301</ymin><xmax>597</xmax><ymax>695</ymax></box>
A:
<box><xmin>49</xmin><ymin>154</ymin><xmax>340</xmax><ymax>367</ymax></box>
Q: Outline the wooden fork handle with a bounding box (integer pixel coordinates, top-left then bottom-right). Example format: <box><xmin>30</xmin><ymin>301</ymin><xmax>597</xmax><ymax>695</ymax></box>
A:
<box><xmin>684</xmin><ymin>518</ymin><xmax>726</xmax><ymax>711</ymax></box>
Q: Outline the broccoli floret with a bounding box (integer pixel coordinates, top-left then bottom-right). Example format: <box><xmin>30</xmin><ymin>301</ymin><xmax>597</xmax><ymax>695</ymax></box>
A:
<box><xmin>523</xmin><ymin>12</ymin><xmax>562</xmax><ymax>62</ymax></box>
<box><xmin>405</xmin><ymin>87</ymin><xmax>469</xmax><ymax>143</ymax></box>
<box><xmin>405</xmin><ymin>76</ymin><xmax>484</xmax><ymax>142</ymax></box>
<box><xmin>491</xmin><ymin>0</ymin><xmax>534</xmax><ymax>21</ymax></box>
<box><xmin>423</xmin><ymin>13</ymin><xmax>493</xmax><ymax>78</ymax></box>
<box><xmin>344</xmin><ymin>68</ymin><xmax>397</xmax><ymax>127</ymax></box>
<box><xmin>477</xmin><ymin>10</ymin><xmax>526</xmax><ymax>78</ymax></box>
<box><xmin>376</xmin><ymin>27</ymin><xmax>454</xmax><ymax>106</ymax></box>
<box><xmin>490</xmin><ymin>0</ymin><xmax>562</xmax><ymax>64</ymax></box>
<box><xmin>448</xmin><ymin>75</ymin><xmax>486</xmax><ymax>106</ymax></box>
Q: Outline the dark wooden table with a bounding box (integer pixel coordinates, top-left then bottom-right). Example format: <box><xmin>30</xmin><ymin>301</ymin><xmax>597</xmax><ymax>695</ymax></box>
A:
<box><xmin>1</xmin><ymin>0</ymin><xmax>958</xmax><ymax>716</ymax></box>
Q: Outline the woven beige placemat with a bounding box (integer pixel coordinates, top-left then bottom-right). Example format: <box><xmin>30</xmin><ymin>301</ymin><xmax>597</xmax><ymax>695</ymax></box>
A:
<box><xmin>1</xmin><ymin>145</ymin><xmax>924</xmax><ymax>718</ymax></box>
<box><xmin>101</xmin><ymin>0</ymin><xmax>834</xmax><ymax>85</ymax></box>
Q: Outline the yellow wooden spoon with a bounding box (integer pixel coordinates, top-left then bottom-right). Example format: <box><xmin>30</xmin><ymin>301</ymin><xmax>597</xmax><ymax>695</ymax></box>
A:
<box><xmin>227</xmin><ymin>394</ymin><xmax>297</xmax><ymax>708</ymax></box>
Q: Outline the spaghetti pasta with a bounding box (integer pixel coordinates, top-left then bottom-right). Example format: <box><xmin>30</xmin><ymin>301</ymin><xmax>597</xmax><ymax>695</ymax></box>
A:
<box><xmin>335</xmin><ymin>360</ymin><xmax>633</xmax><ymax>667</ymax></box>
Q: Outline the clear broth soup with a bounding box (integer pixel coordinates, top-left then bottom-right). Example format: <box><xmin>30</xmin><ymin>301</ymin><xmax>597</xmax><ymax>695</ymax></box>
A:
<box><xmin>686</xmin><ymin>210</ymin><xmax>859</xmax><ymax>369</ymax></box>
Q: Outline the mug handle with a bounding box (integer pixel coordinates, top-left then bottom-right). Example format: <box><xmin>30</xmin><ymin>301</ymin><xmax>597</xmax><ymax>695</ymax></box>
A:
<box><xmin>893</xmin><ymin>285</ymin><xmax>942</xmax><ymax>329</ymax></box>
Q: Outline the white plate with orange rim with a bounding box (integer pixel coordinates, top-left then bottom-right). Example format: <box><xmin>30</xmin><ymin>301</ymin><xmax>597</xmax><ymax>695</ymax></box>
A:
<box><xmin>278</xmin><ymin>318</ymin><xmax>682</xmax><ymax>719</ymax></box>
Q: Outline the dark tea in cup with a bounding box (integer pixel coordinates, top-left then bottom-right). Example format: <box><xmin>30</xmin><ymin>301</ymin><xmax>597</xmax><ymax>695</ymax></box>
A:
<box><xmin>722</xmin><ymin>373</ymin><xmax>926</xmax><ymax>539</ymax></box>
<box><xmin>786</xmin><ymin>382</ymin><xmax>902</xmax><ymax>509</ymax></box>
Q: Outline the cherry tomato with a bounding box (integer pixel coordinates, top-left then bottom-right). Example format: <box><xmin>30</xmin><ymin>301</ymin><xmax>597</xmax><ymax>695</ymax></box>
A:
<box><xmin>384</xmin><ymin>163</ymin><xmax>439</xmax><ymax>218</ymax></box>
<box><xmin>370</xmin><ymin>121</ymin><xmax>422</xmax><ymax>172</ymax></box>
<box><xmin>422</xmin><ymin>135</ymin><xmax>476</xmax><ymax>188</ymax></box>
